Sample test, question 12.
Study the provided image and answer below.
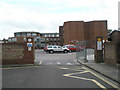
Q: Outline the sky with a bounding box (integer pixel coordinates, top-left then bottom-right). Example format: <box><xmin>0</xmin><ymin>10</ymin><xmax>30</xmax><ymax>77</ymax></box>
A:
<box><xmin>0</xmin><ymin>0</ymin><xmax>119</xmax><ymax>39</ymax></box>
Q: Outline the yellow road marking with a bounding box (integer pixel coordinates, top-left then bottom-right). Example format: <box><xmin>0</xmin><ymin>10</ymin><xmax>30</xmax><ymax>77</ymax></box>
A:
<box><xmin>59</xmin><ymin>66</ymin><xmax>119</xmax><ymax>89</ymax></box>
<box><xmin>82</xmin><ymin>67</ymin><xmax>119</xmax><ymax>89</ymax></box>
<box><xmin>63</xmin><ymin>71</ymin><xmax>89</xmax><ymax>76</ymax></box>
<box><xmin>1</xmin><ymin>66</ymin><xmax>42</xmax><ymax>70</ymax></box>
<box><xmin>63</xmin><ymin>73</ymin><xmax>106</xmax><ymax>89</ymax></box>
<box><xmin>59</xmin><ymin>67</ymin><xmax>85</xmax><ymax>71</ymax></box>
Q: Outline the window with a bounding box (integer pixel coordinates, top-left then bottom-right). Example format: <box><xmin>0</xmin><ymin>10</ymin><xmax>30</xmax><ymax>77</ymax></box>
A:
<box><xmin>48</xmin><ymin>46</ymin><xmax>52</xmax><ymax>48</ymax></box>
<box><xmin>8</xmin><ymin>39</ymin><xmax>11</xmax><ymax>42</ymax></box>
<box><xmin>56</xmin><ymin>34</ymin><xmax>59</xmax><ymax>37</ymax></box>
<box><xmin>16</xmin><ymin>33</ymin><xmax>20</xmax><ymax>36</ymax></box>
<box><xmin>21</xmin><ymin>33</ymin><xmax>26</xmax><ymax>36</ymax></box>
<box><xmin>58</xmin><ymin>46</ymin><xmax>61</xmax><ymax>48</ymax></box>
<box><xmin>46</xmin><ymin>38</ymin><xmax>49</xmax><ymax>41</ymax></box>
<box><xmin>11</xmin><ymin>38</ymin><xmax>17</xmax><ymax>42</ymax></box>
<box><xmin>52</xmin><ymin>34</ymin><xmax>54</xmax><ymax>37</ymax></box>
<box><xmin>53</xmin><ymin>46</ymin><xmax>57</xmax><ymax>48</ymax></box>
<box><xmin>27</xmin><ymin>33</ymin><xmax>31</xmax><ymax>36</ymax></box>
<box><xmin>49</xmin><ymin>34</ymin><xmax>51</xmax><ymax>37</ymax></box>
<box><xmin>32</xmin><ymin>33</ymin><xmax>37</xmax><ymax>36</ymax></box>
<box><xmin>54</xmin><ymin>38</ymin><xmax>56</xmax><ymax>40</ymax></box>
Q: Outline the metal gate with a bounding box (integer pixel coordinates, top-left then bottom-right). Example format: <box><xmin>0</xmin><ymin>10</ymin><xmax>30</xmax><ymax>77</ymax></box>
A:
<box><xmin>76</xmin><ymin>40</ymin><xmax>95</xmax><ymax>63</ymax></box>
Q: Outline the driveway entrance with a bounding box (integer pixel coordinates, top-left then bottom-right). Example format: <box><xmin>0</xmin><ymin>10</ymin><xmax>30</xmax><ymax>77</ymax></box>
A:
<box><xmin>35</xmin><ymin>49</ymin><xmax>80</xmax><ymax>66</ymax></box>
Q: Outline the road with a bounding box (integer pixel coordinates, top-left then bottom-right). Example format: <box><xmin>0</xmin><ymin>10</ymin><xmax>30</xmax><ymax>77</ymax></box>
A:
<box><xmin>2</xmin><ymin>50</ymin><xmax>118</xmax><ymax>89</ymax></box>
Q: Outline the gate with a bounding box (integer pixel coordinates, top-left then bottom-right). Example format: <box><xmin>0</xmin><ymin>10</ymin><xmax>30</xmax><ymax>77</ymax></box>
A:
<box><xmin>76</xmin><ymin>40</ymin><xmax>96</xmax><ymax>63</ymax></box>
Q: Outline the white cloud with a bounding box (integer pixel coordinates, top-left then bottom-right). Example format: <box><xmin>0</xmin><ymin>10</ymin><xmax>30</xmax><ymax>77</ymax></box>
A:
<box><xmin>0</xmin><ymin>0</ymin><xmax>119</xmax><ymax>39</ymax></box>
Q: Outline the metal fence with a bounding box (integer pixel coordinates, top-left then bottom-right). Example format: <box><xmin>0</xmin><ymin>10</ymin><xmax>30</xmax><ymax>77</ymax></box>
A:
<box><xmin>76</xmin><ymin>40</ymin><xmax>96</xmax><ymax>63</ymax></box>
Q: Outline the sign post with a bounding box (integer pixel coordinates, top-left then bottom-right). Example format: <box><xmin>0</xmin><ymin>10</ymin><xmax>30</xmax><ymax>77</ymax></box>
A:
<box><xmin>27</xmin><ymin>38</ymin><xmax>33</xmax><ymax>51</ymax></box>
<box><xmin>95</xmin><ymin>37</ymin><xmax>104</xmax><ymax>63</ymax></box>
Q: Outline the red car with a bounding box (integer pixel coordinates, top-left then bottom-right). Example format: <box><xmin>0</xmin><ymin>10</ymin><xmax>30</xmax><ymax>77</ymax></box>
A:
<box><xmin>64</xmin><ymin>45</ymin><xmax>77</xmax><ymax>52</ymax></box>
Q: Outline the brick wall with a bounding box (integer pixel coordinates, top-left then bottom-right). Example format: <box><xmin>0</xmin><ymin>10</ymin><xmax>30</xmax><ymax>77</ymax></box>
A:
<box><xmin>104</xmin><ymin>42</ymin><xmax>119</xmax><ymax>65</ymax></box>
<box><xmin>61</xmin><ymin>20</ymin><xmax>108</xmax><ymax>46</ymax></box>
<box><xmin>2</xmin><ymin>43</ymin><xmax>35</xmax><ymax>65</ymax></box>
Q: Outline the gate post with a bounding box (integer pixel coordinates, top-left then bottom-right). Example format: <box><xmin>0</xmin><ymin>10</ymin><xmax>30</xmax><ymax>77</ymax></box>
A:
<box><xmin>83</xmin><ymin>41</ymin><xmax>88</xmax><ymax>62</ymax></box>
<box><xmin>95</xmin><ymin>37</ymin><xmax>104</xmax><ymax>63</ymax></box>
<box><xmin>25</xmin><ymin>37</ymin><xmax>35</xmax><ymax>64</ymax></box>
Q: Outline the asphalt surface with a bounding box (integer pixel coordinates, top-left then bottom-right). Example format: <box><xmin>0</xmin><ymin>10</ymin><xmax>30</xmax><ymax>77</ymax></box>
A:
<box><xmin>2</xmin><ymin>50</ymin><xmax>118</xmax><ymax>89</ymax></box>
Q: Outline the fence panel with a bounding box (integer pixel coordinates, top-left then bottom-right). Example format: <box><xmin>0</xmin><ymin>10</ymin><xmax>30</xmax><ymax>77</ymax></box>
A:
<box><xmin>76</xmin><ymin>40</ymin><xmax>95</xmax><ymax>63</ymax></box>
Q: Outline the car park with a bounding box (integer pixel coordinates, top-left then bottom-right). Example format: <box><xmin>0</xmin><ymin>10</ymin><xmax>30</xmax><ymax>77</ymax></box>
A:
<box><xmin>44</xmin><ymin>45</ymin><xmax>70</xmax><ymax>53</ymax></box>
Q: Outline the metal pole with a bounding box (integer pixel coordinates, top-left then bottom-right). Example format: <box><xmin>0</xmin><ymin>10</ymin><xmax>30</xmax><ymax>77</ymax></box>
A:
<box><xmin>84</xmin><ymin>41</ymin><xmax>88</xmax><ymax>63</ymax></box>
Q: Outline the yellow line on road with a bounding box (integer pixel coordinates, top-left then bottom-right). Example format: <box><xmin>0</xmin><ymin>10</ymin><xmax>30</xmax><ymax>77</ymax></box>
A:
<box><xmin>1</xmin><ymin>66</ymin><xmax>42</xmax><ymax>70</ymax></box>
<box><xmin>82</xmin><ymin>67</ymin><xmax>119</xmax><ymax>89</ymax></box>
<box><xmin>63</xmin><ymin>71</ymin><xmax>89</xmax><ymax>76</ymax></box>
<box><xmin>63</xmin><ymin>74</ymin><xmax>106</xmax><ymax>89</ymax></box>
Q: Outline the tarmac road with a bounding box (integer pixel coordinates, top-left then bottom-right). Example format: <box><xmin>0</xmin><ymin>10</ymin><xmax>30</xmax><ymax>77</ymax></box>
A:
<box><xmin>2</xmin><ymin>50</ymin><xmax>118</xmax><ymax>89</ymax></box>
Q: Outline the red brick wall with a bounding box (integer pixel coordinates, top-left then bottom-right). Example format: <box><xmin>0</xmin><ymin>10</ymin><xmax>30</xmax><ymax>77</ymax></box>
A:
<box><xmin>2</xmin><ymin>42</ymin><xmax>35</xmax><ymax>65</ymax></box>
<box><xmin>62</xmin><ymin>20</ymin><xmax>108</xmax><ymax>46</ymax></box>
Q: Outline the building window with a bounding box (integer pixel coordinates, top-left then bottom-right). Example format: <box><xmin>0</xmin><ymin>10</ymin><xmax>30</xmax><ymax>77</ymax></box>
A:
<box><xmin>46</xmin><ymin>38</ymin><xmax>49</xmax><ymax>41</ymax></box>
<box><xmin>27</xmin><ymin>33</ymin><xmax>31</xmax><ymax>36</ymax></box>
<box><xmin>54</xmin><ymin>38</ymin><xmax>56</xmax><ymax>40</ymax></box>
<box><xmin>16</xmin><ymin>33</ymin><xmax>20</xmax><ymax>36</ymax></box>
<box><xmin>52</xmin><ymin>34</ymin><xmax>54</xmax><ymax>37</ymax></box>
<box><xmin>49</xmin><ymin>34</ymin><xmax>51</xmax><ymax>37</ymax></box>
<box><xmin>32</xmin><ymin>33</ymin><xmax>37</xmax><ymax>36</ymax></box>
<box><xmin>8</xmin><ymin>39</ymin><xmax>11</xmax><ymax>42</ymax></box>
<box><xmin>45</xmin><ymin>34</ymin><xmax>48</xmax><ymax>37</ymax></box>
<box><xmin>11</xmin><ymin>38</ymin><xmax>17</xmax><ymax>42</ymax></box>
<box><xmin>56</xmin><ymin>34</ymin><xmax>59</xmax><ymax>37</ymax></box>
<box><xmin>21</xmin><ymin>33</ymin><xmax>26</xmax><ymax>36</ymax></box>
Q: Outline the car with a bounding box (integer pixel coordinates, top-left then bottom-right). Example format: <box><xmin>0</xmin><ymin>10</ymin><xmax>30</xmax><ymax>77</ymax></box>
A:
<box><xmin>44</xmin><ymin>45</ymin><xmax>70</xmax><ymax>53</ymax></box>
<box><xmin>63</xmin><ymin>45</ymin><xmax>77</xmax><ymax>52</ymax></box>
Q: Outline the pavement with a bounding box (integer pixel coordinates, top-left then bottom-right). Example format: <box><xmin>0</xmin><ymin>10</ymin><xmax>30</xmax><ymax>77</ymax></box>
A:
<box><xmin>76</xmin><ymin>56</ymin><xmax>120</xmax><ymax>87</ymax></box>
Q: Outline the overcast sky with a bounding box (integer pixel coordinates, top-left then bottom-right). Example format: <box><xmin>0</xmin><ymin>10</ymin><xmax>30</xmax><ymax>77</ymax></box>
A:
<box><xmin>0</xmin><ymin>0</ymin><xmax>119</xmax><ymax>39</ymax></box>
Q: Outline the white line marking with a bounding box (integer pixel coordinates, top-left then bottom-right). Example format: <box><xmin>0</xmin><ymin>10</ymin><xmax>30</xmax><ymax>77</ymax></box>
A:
<box><xmin>39</xmin><ymin>60</ymin><xmax>42</xmax><ymax>65</ymax></box>
<box><xmin>57</xmin><ymin>62</ymin><xmax>61</xmax><ymax>65</ymax></box>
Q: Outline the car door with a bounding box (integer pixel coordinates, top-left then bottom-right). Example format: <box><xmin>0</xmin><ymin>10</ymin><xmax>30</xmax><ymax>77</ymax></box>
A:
<box><xmin>53</xmin><ymin>46</ymin><xmax>58</xmax><ymax>51</ymax></box>
<box><xmin>57</xmin><ymin>46</ymin><xmax>63</xmax><ymax>52</ymax></box>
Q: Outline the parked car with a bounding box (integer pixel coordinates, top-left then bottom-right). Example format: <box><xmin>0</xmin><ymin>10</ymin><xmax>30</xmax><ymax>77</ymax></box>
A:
<box><xmin>63</xmin><ymin>45</ymin><xmax>77</xmax><ymax>52</ymax></box>
<box><xmin>44</xmin><ymin>45</ymin><xmax>70</xmax><ymax>53</ymax></box>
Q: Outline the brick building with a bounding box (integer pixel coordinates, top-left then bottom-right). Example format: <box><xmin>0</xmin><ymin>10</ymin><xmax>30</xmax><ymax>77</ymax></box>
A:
<box><xmin>41</xmin><ymin>33</ymin><xmax>60</xmax><ymax>48</ymax></box>
<box><xmin>8</xmin><ymin>31</ymin><xmax>42</xmax><ymax>49</ymax></box>
<box><xmin>109</xmin><ymin>30</ymin><xmax>120</xmax><ymax>43</ymax></box>
<box><xmin>59</xmin><ymin>20</ymin><xmax>108</xmax><ymax>46</ymax></box>
<box><xmin>8</xmin><ymin>32</ymin><xmax>60</xmax><ymax>49</ymax></box>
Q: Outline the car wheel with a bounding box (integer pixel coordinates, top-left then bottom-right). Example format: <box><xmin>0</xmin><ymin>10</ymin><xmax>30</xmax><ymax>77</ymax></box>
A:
<box><xmin>49</xmin><ymin>50</ymin><xmax>53</xmax><ymax>54</ymax></box>
<box><xmin>64</xmin><ymin>50</ymin><xmax>67</xmax><ymax>53</ymax></box>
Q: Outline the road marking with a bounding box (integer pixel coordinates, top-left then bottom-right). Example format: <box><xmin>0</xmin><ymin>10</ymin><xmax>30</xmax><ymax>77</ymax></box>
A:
<box><xmin>63</xmin><ymin>71</ymin><xmax>89</xmax><ymax>76</ymax></box>
<box><xmin>2</xmin><ymin>66</ymin><xmax>42</xmax><ymax>70</ymax></box>
<box><xmin>61</xmin><ymin>66</ymin><xmax>118</xmax><ymax>89</ymax></box>
<box><xmin>63</xmin><ymin>72</ymin><xmax>106</xmax><ymax>89</ymax></box>
<box><xmin>57</xmin><ymin>62</ymin><xmax>61</xmax><ymax>65</ymax></box>
<box><xmin>82</xmin><ymin>67</ymin><xmax>119</xmax><ymax>89</ymax></box>
<box><xmin>39</xmin><ymin>60</ymin><xmax>42</xmax><ymax>65</ymax></box>
<box><xmin>60</xmin><ymin>68</ymin><xmax>69</xmax><ymax>70</ymax></box>
<box><xmin>67</xmin><ymin>63</ymin><xmax>73</xmax><ymax>65</ymax></box>
<box><xmin>59</xmin><ymin>67</ymin><xmax>85</xmax><ymax>71</ymax></box>
<box><xmin>60</xmin><ymin>66</ymin><xmax>119</xmax><ymax>88</ymax></box>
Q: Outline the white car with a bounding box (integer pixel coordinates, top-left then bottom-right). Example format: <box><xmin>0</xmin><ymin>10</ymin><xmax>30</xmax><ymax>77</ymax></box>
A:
<box><xmin>44</xmin><ymin>45</ymin><xmax>70</xmax><ymax>53</ymax></box>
